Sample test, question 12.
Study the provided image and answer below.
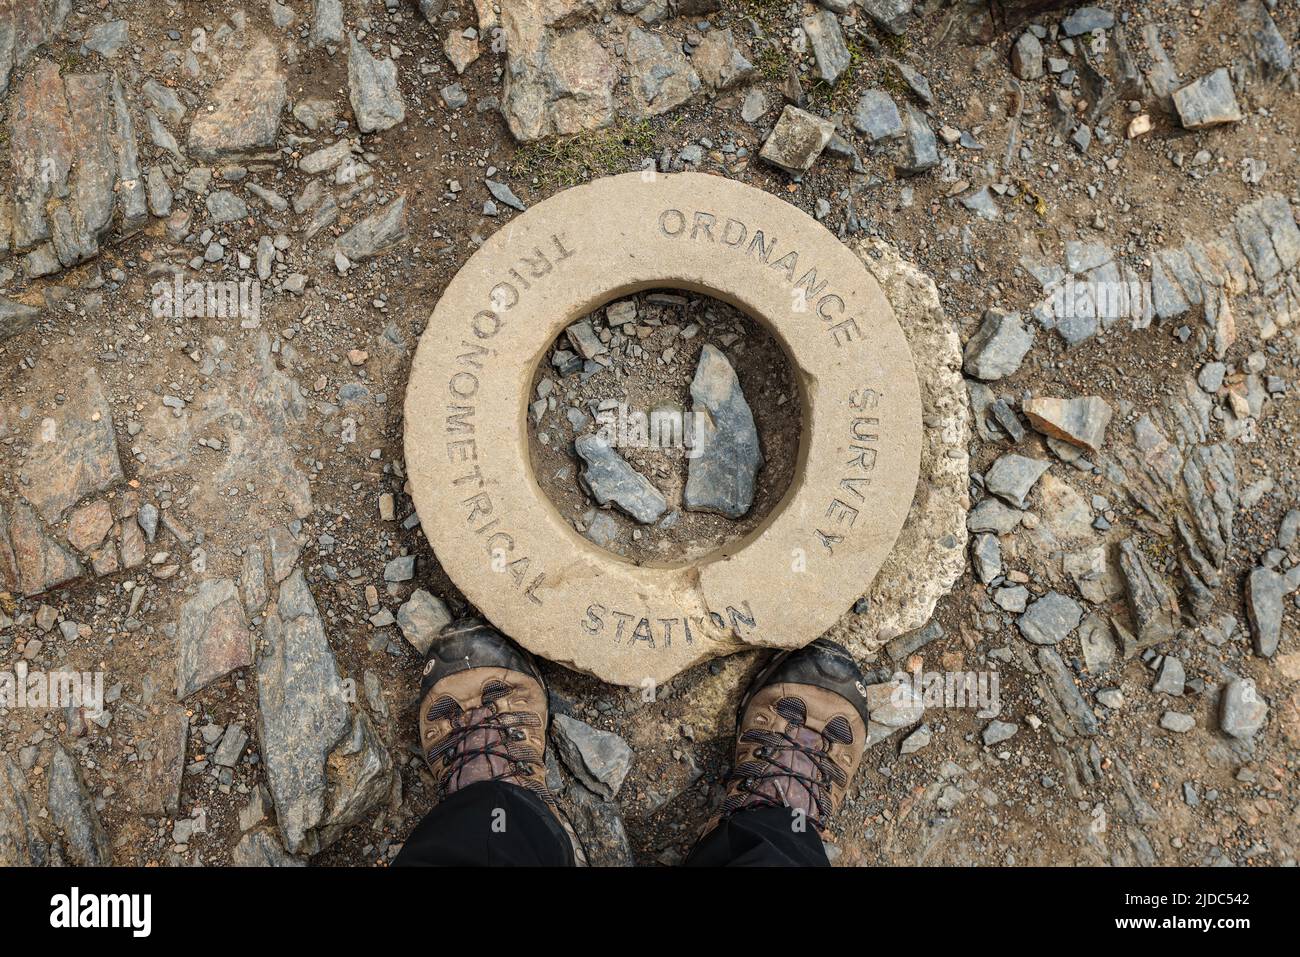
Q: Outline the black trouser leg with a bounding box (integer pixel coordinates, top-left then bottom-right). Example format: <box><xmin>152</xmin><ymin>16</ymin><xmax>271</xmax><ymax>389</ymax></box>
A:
<box><xmin>684</xmin><ymin>807</ymin><xmax>831</xmax><ymax>867</ymax></box>
<box><xmin>393</xmin><ymin>780</ymin><xmax>575</xmax><ymax>867</ymax></box>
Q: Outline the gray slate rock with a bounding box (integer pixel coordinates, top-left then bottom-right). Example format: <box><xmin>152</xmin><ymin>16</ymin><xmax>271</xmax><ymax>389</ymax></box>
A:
<box><xmin>348</xmin><ymin>34</ymin><xmax>406</xmax><ymax>132</ymax></box>
<box><xmin>1038</xmin><ymin>647</ymin><xmax>1098</xmax><ymax>736</ymax></box>
<box><xmin>47</xmin><ymin>746</ymin><xmax>111</xmax><ymax>865</ymax></box>
<box><xmin>1117</xmin><ymin>538</ymin><xmax>1180</xmax><ymax>654</ymax></box>
<box><xmin>396</xmin><ymin>588</ymin><xmax>452</xmax><ymax>655</ymax></box>
<box><xmin>1018</xmin><ymin>591</ymin><xmax>1083</xmax><ymax>645</ymax></box>
<box><xmin>685</xmin><ymin>344</ymin><xmax>764</xmax><ymax>519</ymax></box>
<box><xmin>258</xmin><ymin>570</ymin><xmax>393</xmax><ymax>856</ymax></box>
<box><xmin>967</xmin><ymin>497</ymin><xmax>1024</xmax><ymax>534</ymax></box>
<box><xmin>551</xmin><ymin>714</ymin><xmax>633</xmax><ymax>800</ymax></box>
<box><xmin>485</xmin><ymin>179</ymin><xmax>526</xmax><ymax>211</ymax></box>
<box><xmin>310</xmin><ymin>0</ymin><xmax>345</xmax><ymax>48</ymax></box>
<box><xmin>1061</xmin><ymin>6</ymin><xmax>1115</xmax><ymax>37</ymax></box>
<box><xmin>232</xmin><ymin>827</ymin><xmax>305</xmax><ymax>866</ymax></box>
<box><xmin>972</xmin><ymin>533</ymin><xmax>1002</xmax><ymax>584</ymax></box>
<box><xmin>803</xmin><ymin>9</ymin><xmax>850</xmax><ymax>85</ymax></box>
<box><xmin>206</xmin><ymin>190</ymin><xmax>249</xmax><ymax>224</ymax></box>
<box><xmin>1220</xmin><ymin>678</ymin><xmax>1267</xmax><ymax>740</ymax></box>
<box><xmin>0</xmin><ymin>755</ymin><xmax>46</xmax><ymax>865</ymax></box>
<box><xmin>1173</xmin><ymin>68</ymin><xmax>1243</xmax><ymax>129</ymax></box>
<box><xmin>963</xmin><ymin>309</ymin><xmax>1033</xmax><ymax>381</ymax></box>
<box><xmin>1245</xmin><ymin>566</ymin><xmax>1288</xmax><ymax>657</ymax></box>
<box><xmin>336</xmin><ymin>196</ymin><xmax>408</xmax><ymax>261</ymax></box>
<box><xmin>176</xmin><ymin>579</ymin><xmax>253</xmax><ymax>699</ymax></box>
<box><xmin>985</xmin><ymin>453</ymin><xmax>1050</xmax><ymax>508</ymax></box>
<box><xmin>851</xmin><ymin>90</ymin><xmax>903</xmax><ymax>144</ymax></box>
<box><xmin>1160</xmin><ymin>711</ymin><xmax>1195</xmax><ymax>733</ymax></box>
<box><xmin>575</xmin><ymin>434</ymin><xmax>668</xmax><ymax>524</ymax></box>
<box><xmin>0</xmin><ymin>297</ymin><xmax>41</xmax><ymax>343</ymax></box>
<box><xmin>1011</xmin><ymin>32</ymin><xmax>1044</xmax><ymax>80</ymax></box>
<box><xmin>1153</xmin><ymin>655</ymin><xmax>1185</xmax><ymax>696</ymax></box>
<box><xmin>982</xmin><ymin>720</ymin><xmax>1018</xmax><ymax>746</ymax></box>
<box><xmin>860</xmin><ymin>0</ymin><xmax>912</xmax><ymax>35</ymax></box>
<box><xmin>895</xmin><ymin>104</ymin><xmax>938</xmax><ymax>175</ymax></box>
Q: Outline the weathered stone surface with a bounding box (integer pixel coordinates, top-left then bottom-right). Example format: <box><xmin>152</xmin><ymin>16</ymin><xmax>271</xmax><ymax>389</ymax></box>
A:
<box><xmin>1117</xmin><ymin>538</ymin><xmax>1180</xmax><ymax>654</ymax></box>
<box><xmin>866</xmin><ymin>677</ymin><xmax>925</xmax><ymax>728</ymax></box>
<box><xmin>406</xmin><ymin>173</ymin><xmax>921</xmax><ymax>685</ymax></box>
<box><xmin>851</xmin><ymin>90</ymin><xmax>903</xmax><ymax>144</ymax></box>
<box><xmin>1246</xmin><ymin>566</ymin><xmax>1287</xmax><ymax>658</ymax></box>
<box><xmin>83</xmin><ymin>20</ymin><xmax>128</xmax><ymax>58</ymax></box>
<box><xmin>177</xmin><ymin>579</ymin><xmax>253</xmax><ymax>698</ymax></box>
<box><xmin>232</xmin><ymin>827</ymin><xmax>306</xmax><ymax>866</ymax></box>
<box><xmin>895</xmin><ymin>104</ymin><xmax>938</xmax><ymax>175</ymax></box>
<box><xmin>861</xmin><ymin>0</ymin><xmax>912</xmax><ymax>35</ymax></box>
<box><xmin>1153</xmin><ymin>655</ymin><xmax>1185</xmax><ymax>696</ymax></box>
<box><xmin>0</xmin><ymin>297</ymin><xmax>41</xmax><ymax>341</ymax></box>
<box><xmin>691</xmin><ymin>28</ymin><xmax>753</xmax><ymax>91</ymax></box>
<box><xmin>963</xmin><ymin>309</ymin><xmax>1033</xmax><ymax>381</ymax></box>
<box><xmin>396</xmin><ymin>588</ymin><xmax>453</xmax><ymax>655</ymax></box>
<box><xmin>1160</xmin><ymin>710</ymin><xmax>1195</xmax><ymax>733</ymax></box>
<box><xmin>1018</xmin><ymin>591</ymin><xmax>1083</xmax><ymax>645</ymax></box>
<box><xmin>348</xmin><ymin>34</ymin><xmax>406</xmax><ymax>133</ymax></box>
<box><xmin>336</xmin><ymin>197</ymin><xmax>407</xmax><ymax>261</ymax></box>
<box><xmin>0</xmin><ymin>0</ymin><xmax>72</xmax><ymax>98</ymax></box>
<box><xmin>188</xmin><ymin>36</ymin><xmax>287</xmax><ymax>159</ymax></box>
<box><xmin>444</xmin><ymin>31</ymin><xmax>481</xmax><ymax>74</ymax></box>
<box><xmin>1023</xmin><ymin>395</ymin><xmax>1112</xmax><ymax>452</ymax></box>
<box><xmin>1011</xmin><ymin>31</ymin><xmax>1044</xmax><ymax>80</ymax></box>
<box><xmin>0</xmin><ymin>756</ymin><xmax>45</xmax><ymax>866</ymax></box>
<box><xmin>310</xmin><ymin>0</ymin><xmax>345</xmax><ymax>48</ymax></box>
<box><xmin>967</xmin><ymin>498</ymin><xmax>1022</xmax><ymax>534</ymax></box>
<box><xmin>551</xmin><ymin>714</ymin><xmax>633</xmax><ymax>799</ymax></box>
<box><xmin>575</xmin><ymin>434</ymin><xmax>667</xmax><ymax>523</ymax></box>
<box><xmin>206</xmin><ymin>190</ymin><xmax>249</xmax><ymax>224</ymax></box>
<box><xmin>1037</xmin><ymin>647</ymin><xmax>1099</xmax><ymax>736</ymax></box>
<box><xmin>972</xmin><ymin>533</ymin><xmax>1001</xmax><ymax>584</ymax></box>
<box><xmin>803</xmin><ymin>9</ymin><xmax>850</xmax><ymax>85</ymax></box>
<box><xmin>47</xmin><ymin>746</ymin><xmax>111</xmax><ymax>865</ymax></box>
<box><xmin>825</xmin><ymin>239</ymin><xmax>967</xmax><ymax>656</ymax></box>
<box><xmin>499</xmin><ymin>3</ymin><xmax>616</xmax><ymax>142</ymax></box>
<box><xmin>66</xmin><ymin>500</ymin><xmax>113</xmax><ymax>552</ymax></box>
<box><xmin>985</xmin><ymin>453</ymin><xmax>1049</xmax><ymax>508</ymax></box>
<box><xmin>983</xmin><ymin>720</ymin><xmax>1017</xmax><ymax>746</ymax></box>
<box><xmin>9</xmin><ymin>60</ymin><xmax>74</xmax><ymax>251</ymax></box>
<box><xmin>1220</xmin><ymin>678</ymin><xmax>1267</xmax><ymax>739</ymax></box>
<box><xmin>684</xmin><ymin>345</ymin><xmax>763</xmax><ymax>519</ymax></box>
<box><xmin>760</xmin><ymin>105</ymin><xmax>835</xmax><ymax>174</ymax></box>
<box><xmin>21</xmin><ymin>368</ymin><xmax>123</xmax><ymax>524</ymax></box>
<box><xmin>3</xmin><ymin>500</ymin><xmax>83</xmax><ymax>597</ymax></box>
<box><xmin>258</xmin><ymin>570</ymin><xmax>393</xmax><ymax>855</ymax></box>
<box><xmin>1061</xmin><ymin>6</ymin><xmax>1114</xmax><ymax>36</ymax></box>
<box><xmin>626</xmin><ymin>26</ymin><xmax>698</xmax><ymax>115</ymax></box>
<box><xmin>1173</xmin><ymin>68</ymin><xmax>1243</xmax><ymax>129</ymax></box>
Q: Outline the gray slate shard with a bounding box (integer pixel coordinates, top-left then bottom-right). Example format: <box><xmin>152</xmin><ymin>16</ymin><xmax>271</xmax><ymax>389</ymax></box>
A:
<box><xmin>1248</xmin><ymin>1</ymin><xmax>1293</xmax><ymax>75</ymax></box>
<box><xmin>551</xmin><ymin>714</ymin><xmax>633</xmax><ymax>800</ymax></box>
<box><xmin>575</xmin><ymin>434</ymin><xmax>668</xmax><ymax>524</ymax></box>
<box><xmin>984</xmin><ymin>453</ymin><xmax>1050</xmax><ymax>508</ymax></box>
<box><xmin>963</xmin><ymin>309</ymin><xmax>1033</xmax><ymax>380</ymax></box>
<box><xmin>1160</xmin><ymin>711</ymin><xmax>1194</xmax><ymax>733</ymax></box>
<box><xmin>1172</xmin><ymin>68</ymin><xmax>1243</xmax><ymax>129</ymax></box>
<box><xmin>1220</xmin><ymin>678</ymin><xmax>1267</xmax><ymax>740</ymax></box>
<box><xmin>966</xmin><ymin>497</ymin><xmax>1022</xmax><ymax>534</ymax></box>
<box><xmin>176</xmin><ymin>578</ymin><xmax>253</xmax><ymax>699</ymax></box>
<box><xmin>485</xmin><ymin>179</ymin><xmax>526</xmax><ymax>211</ymax></box>
<box><xmin>0</xmin><ymin>755</ymin><xmax>46</xmax><ymax>866</ymax></box>
<box><xmin>971</xmin><ymin>533</ymin><xmax>1001</xmax><ymax>584</ymax></box>
<box><xmin>565</xmin><ymin>779</ymin><xmax>634</xmax><ymax>866</ymax></box>
<box><xmin>1017</xmin><ymin>591</ymin><xmax>1083</xmax><ymax>646</ymax></box>
<box><xmin>336</xmin><ymin>196</ymin><xmax>408</xmax><ymax>261</ymax></box>
<box><xmin>894</xmin><ymin>104</ymin><xmax>937</xmax><ymax>175</ymax></box>
<box><xmin>232</xmin><ymin>827</ymin><xmax>306</xmax><ymax>866</ymax></box>
<box><xmin>1245</xmin><ymin>566</ymin><xmax>1288</xmax><ymax>658</ymax></box>
<box><xmin>1061</xmin><ymin>6</ymin><xmax>1115</xmax><ymax>37</ymax></box>
<box><xmin>348</xmin><ymin>34</ymin><xmax>406</xmax><ymax>133</ymax></box>
<box><xmin>1011</xmin><ymin>32</ymin><xmax>1044</xmax><ymax>81</ymax></box>
<box><xmin>685</xmin><ymin>344</ymin><xmax>764</xmax><ymax>519</ymax></box>
<box><xmin>47</xmin><ymin>746</ymin><xmax>111</xmax><ymax>865</ymax></box>
<box><xmin>851</xmin><ymin>89</ymin><xmax>903</xmax><ymax>144</ymax></box>
<box><xmin>888</xmin><ymin>58</ymin><xmax>932</xmax><ymax>105</ymax></box>
<box><xmin>258</xmin><ymin>570</ymin><xmax>394</xmax><ymax>856</ymax></box>
<box><xmin>0</xmin><ymin>296</ymin><xmax>41</xmax><ymax>342</ymax></box>
<box><xmin>982</xmin><ymin>720</ymin><xmax>1017</xmax><ymax>746</ymax></box>
<box><xmin>1116</xmin><ymin>538</ymin><xmax>1180</xmax><ymax>654</ymax></box>
<box><xmin>396</xmin><ymin>588</ymin><xmax>452</xmax><ymax>655</ymax></box>
<box><xmin>803</xmin><ymin>9</ymin><xmax>851</xmax><ymax>85</ymax></box>
<box><xmin>310</xmin><ymin>0</ymin><xmax>345</xmax><ymax>48</ymax></box>
<box><xmin>1153</xmin><ymin>655</ymin><xmax>1185</xmax><ymax>696</ymax></box>
<box><xmin>1037</xmin><ymin>648</ymin><xmax>1099</xmax><ymax>736</ymax></box>
<box><xmin>860</xmin><ymin>0</ymin><xmax>912</xmax><ymax>35</ymax></box>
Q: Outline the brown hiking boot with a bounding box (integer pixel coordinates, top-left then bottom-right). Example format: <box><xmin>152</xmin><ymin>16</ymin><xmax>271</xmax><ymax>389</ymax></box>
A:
<box><xmin>418</xmin><ymin>617</ymin><xmax>557</xmax><ymax>807</ymax></box>
<box><xmin>718</xmin><ymin>638</ymin><xmax>870</xmax><ymax>832</ymax></box>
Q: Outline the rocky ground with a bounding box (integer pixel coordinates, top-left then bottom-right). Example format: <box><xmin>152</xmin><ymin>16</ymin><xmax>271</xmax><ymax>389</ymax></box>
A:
<box><xmin>1</xmin><ymin>0</ymin><xmax>1298</xmax><ymax>868</ymax></box>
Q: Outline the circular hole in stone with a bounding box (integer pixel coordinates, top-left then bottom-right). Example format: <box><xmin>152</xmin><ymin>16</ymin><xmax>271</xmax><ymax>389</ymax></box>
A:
<box><xmin>526</xmin><ymin>288</ymin><xmax>803</xmax><ymax>567</ymax></box>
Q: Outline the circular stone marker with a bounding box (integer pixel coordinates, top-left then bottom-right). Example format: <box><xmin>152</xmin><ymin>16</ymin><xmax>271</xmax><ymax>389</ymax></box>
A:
<box><xmin>406</xmin><ymin>172</ymin><xmax>922</xmax><ymax>688</ymax></box>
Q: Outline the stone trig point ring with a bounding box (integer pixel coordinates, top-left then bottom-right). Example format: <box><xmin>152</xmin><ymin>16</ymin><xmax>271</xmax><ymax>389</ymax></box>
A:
<box><xmin>406</xmin><ymin>172</ymin><xmax>922</xmax><ymax>687</ymax></box>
